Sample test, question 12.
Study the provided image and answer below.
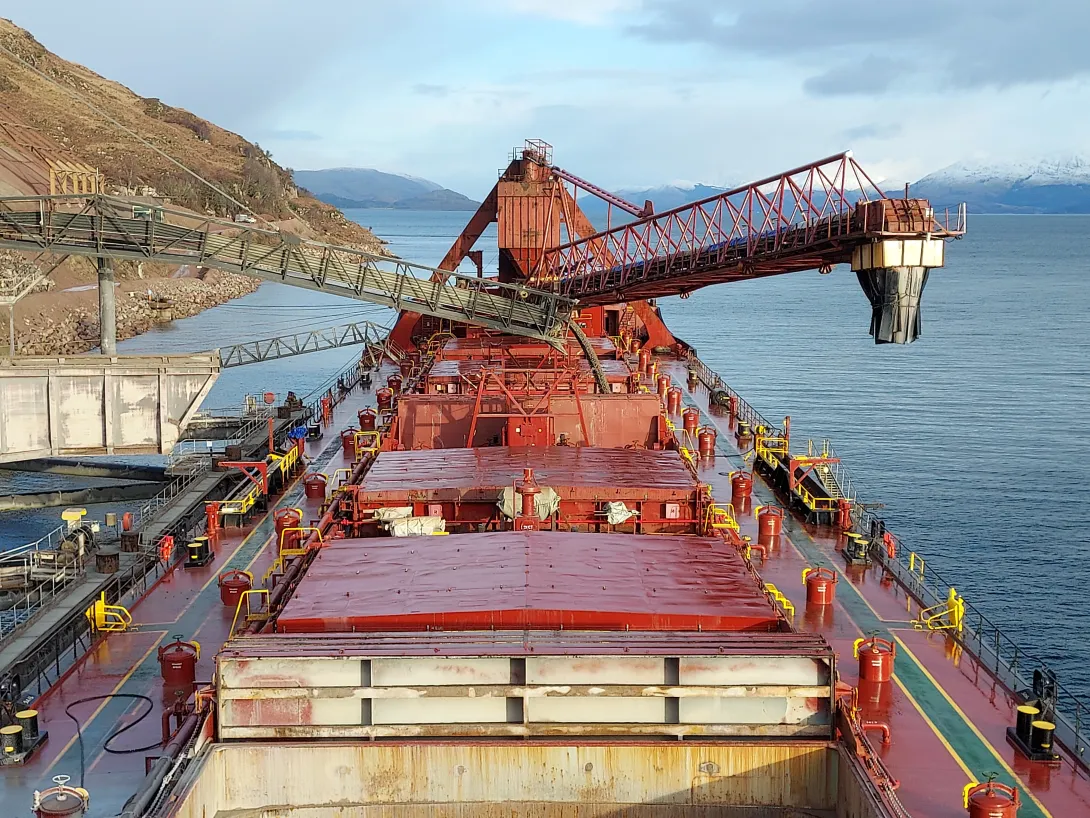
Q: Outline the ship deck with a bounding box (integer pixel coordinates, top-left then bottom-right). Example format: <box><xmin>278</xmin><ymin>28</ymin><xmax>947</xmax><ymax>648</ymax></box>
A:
<box><xmin>656</xmin><ymin>355</ymin><xmax>1090</xmax><ymax>818</ymax></box>
<box><xmin>0</xmin><ymin>366</ymin><xmax>390</xmax><ymax>816</ymax></box>
<box><xmin>1</xmin><ymin>355</ymin><xmax>1089</xmax><ymax>818</ymax></box>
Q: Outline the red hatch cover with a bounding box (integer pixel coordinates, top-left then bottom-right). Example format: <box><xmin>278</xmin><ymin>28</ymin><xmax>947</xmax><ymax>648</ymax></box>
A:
<box><xmin>277</xmin><ymin>531</ymin><xmax>779</xmax><ymax>634</ymax></box>
<box><xmin>359</xmin><ymin>446</ymin><xmax>695</xmax><ymax>498</ymax></box>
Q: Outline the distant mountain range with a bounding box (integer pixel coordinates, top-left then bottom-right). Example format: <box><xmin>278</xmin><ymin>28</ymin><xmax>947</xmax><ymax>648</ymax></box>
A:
<box><xmin>579</xmin><ymin>158</ymin><xmax>1090</xmax><ymax>222</ymax></box>
<box><xmin>907</xmin><ymin>157</ymin><xmax>1090</xmax><ymax>213</ymax></box>
<box><xmin>577</xmin><ymin>183</ymin><xmax>733</xmax><ymax>227</ymax></box>
<box><xmin>296</xmin><ymin>156</ymin><xmax>1090</xmax><ymax>219</ymax></box>
<box><xmin>292</xmin><ymin>168</ymin><xmax>480</xmax><ymax>211</ymax></box>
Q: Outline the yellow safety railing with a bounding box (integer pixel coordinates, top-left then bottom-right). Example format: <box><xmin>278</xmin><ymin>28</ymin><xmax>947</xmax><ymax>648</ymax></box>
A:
<box><xmin>271</xmin><ymin>446</ymin><xmax>299</xmax><ymax>476</ymax></box>
<box><xmin>794</xmin><ymin>481</ymin><xmax>838</xmax><ymax>512</ymax></box>
<box><xmin>333</xmin><ymin>468</ymin><xmax>353</xmax><ymax>486</ymax></box>
<box><xmin>754</xmin><ymin>435</ymin><xmax>788</xmax><ymax>470</ymax></box>
<box><xmin>909</xmin><ymin>552</ymin><xmax>925</xmax><ymax>580</ymax></box>
<box><xmin>423</xmin><ymin>330</ymin><xmax>455</xmax><ymax>356</ymax></box>
<box><xmin>280</xmin><ymin>526</ymin><xmax>322</xmax><ymax>557</ymax></box>
<box><xmin>704</xmin><ymin>502</ymin><xmax>739</xmax><ymax>532</ymax></box>
<box><xmin>220</xmin><ymin>482</ymin><xmax>261</xmax><ymax>517</ymax></box>
<box><xmin>353</xmin><ymin>430</ymin><xmax>382</xmax><ymax>460</ymax></box>
<box><xmin>230</xmin><ymin>588</ymin><xmax>270</xmax><ymax>634</ymax></box>
<box><xmin>913</xmin><ymin>587</ymin><xmax>966</xmax><ymax>634</ymax></box>
<box><xmin>85</xmin><ymin>592</ymin><xmax>132</xmax><ymax>633</ymax></box>
<box><xmin>764</xmin><ymin>583</ymin><xmax>795</xmax><ymax>622</ymax></box>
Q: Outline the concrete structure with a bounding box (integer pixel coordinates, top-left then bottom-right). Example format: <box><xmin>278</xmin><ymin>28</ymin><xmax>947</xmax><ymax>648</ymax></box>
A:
<box><xmin>97</xmin><ymin>257</ymin><xmax>116</xmax><ymax>355</ymax></box>
<box><xmin>0</xmin><ymin>353</ymin><xmax>218</xmax><ymax>462</ymax></box>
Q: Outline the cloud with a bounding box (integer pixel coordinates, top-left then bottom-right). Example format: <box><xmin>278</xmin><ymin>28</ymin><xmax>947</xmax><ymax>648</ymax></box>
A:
<box><xmin>413</xmin><ymin>83</ymin><xmax>450</xmax><ymax>97</ymax></box>
<box><xmin>841</xmin><ymin>123</ymin><xmax>903</xmax><ymax>142</ymax></box>
<box><xmin>804</xmin><ymin>57</ymin><xmax>907</xmax><ymax>97</ymax></box>
<box><xmin>483</xmin><ymin>0</ymin><xmax>639</xmax><ymax>24</ymax></box>
<box><xmin>631</xmin><ymin>0</ymin><xmax>1090</xmax><ymax>96</ymax></box>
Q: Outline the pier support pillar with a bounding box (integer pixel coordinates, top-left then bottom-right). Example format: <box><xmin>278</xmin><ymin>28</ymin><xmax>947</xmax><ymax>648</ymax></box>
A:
<box><xmin>98</xmin><ymin>257</ymin><xmax>117</xmax><ymax>355</ymax></box>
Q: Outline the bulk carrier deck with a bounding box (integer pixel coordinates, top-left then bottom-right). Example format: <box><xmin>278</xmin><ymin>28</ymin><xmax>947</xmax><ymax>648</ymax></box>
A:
<box><xmin>0</xmin><ymin>142</ymin><xmax>1087</xmax><ymax>818</ymax></box>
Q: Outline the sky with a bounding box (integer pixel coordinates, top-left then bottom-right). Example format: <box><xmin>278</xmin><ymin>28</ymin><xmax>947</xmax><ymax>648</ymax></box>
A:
<box><xmin>9</xmin><ymin>0</ymin><xmax>1090</xmax><ymax>198</ymax></box>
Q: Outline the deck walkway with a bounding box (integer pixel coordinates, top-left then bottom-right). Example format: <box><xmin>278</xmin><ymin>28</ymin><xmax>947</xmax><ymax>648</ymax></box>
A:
<box><xmin>658</xmin><ymin>355</ymin><xmax>1090</xmax><ymax>818</ymax></box>
<box><xmin>0</xmin><ymin>369</ymin><xmax>385</xmax><ymax>815</ymax></box>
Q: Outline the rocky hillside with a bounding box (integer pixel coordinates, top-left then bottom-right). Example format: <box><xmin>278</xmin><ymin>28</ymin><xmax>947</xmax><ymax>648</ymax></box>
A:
<box><xmin>0</xmin><ymin>18</ymin><xmax>382</xmax><ymax>251</ymax></box>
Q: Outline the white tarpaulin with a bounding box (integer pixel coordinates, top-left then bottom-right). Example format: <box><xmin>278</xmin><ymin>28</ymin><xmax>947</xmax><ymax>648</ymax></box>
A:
<box><xmin>497</xmin><ymin>486</ymin><xmax>561</xmax><ymax>520</ymax></box>
<box><xmin>386</xmin><ymin>516</ymin><xmax>446</xmax><ymax>537</ymax></box>
<box><xmin>371</xmin><ymin>506</ymin><xmax>413</xmax><ymax>522</ymax></box>
<box><xmin>604</xmin><ymin>501</ymin><xmax>637</xmax><ymax>525</ymax></box>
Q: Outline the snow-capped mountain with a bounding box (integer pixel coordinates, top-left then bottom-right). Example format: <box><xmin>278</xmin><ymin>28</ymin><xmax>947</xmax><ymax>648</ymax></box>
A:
<box><xmin>910</xmin><ymin>157</ymin><xmax>1090</xmax><ymax>213</ymax></box>
<box><xmin>572</xmin><ymin>157</ymin><xmax>1090</xmax><ymax>224</ymax></box>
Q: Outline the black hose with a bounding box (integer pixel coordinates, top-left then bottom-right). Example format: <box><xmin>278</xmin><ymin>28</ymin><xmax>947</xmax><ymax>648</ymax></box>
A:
<box><xmin>63</xmin><ymin>693</ymin><xmax>160</xmax><ymax>788</ymax></box>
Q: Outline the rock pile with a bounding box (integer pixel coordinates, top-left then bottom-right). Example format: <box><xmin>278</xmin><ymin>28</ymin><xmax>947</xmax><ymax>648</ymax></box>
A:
<box><xmin>14</xmin><ymin>271</ymin><xmax>261</xmax><ymax>355</ymax></box>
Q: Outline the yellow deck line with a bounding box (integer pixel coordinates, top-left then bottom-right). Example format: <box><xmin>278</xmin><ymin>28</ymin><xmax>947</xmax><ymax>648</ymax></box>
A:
<box><xmin>41</xmin><ymin>470</ymin><xmax>300</xmax><ymax>772</ymax></box>
<box><xmin>892</xmin><ymin>673</ymin><xmax>977</xmax><ymax>784</ymax></box>
<box><xmin>893</xmin><ymin>634</ymin><xmax>1053</xmax><ymax>818</ymax></box>
<box><xmin>42</xmin><ymin>635</ymin><xmax>166</xmax><ymax>777</ymax></box>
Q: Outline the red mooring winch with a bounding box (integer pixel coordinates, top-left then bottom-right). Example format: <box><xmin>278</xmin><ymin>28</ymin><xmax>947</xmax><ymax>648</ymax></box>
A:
<box><xmin>358</xmin><ymin>408</ymin><xmax>377</xmax><ymax>431</ymax></box>
<box><xmin>376</xmin><ymin>387</ymin><xmax>394</xmax><ymax>410</ymax></box>
<box><xmin>803</xmin><ymin>567</ymin><xmax>838</xmax><ymax>606</ymax></box>
<box><xmin>218</xmin><ymin>569</ymin><xmax>253</xmax><ymax>607</ymax></box>
<box><xmin>964</xmin><ymin>779</ymin><xmax>1020</xmax><ymax>818</ymax></box>
<box><xmin>387</xmin><ymin>374</ymin><xmax>403</xmax><ymax>394</ymax></box>
<box><xmin>158</xmin><ymin>635</ymin><xmax>200</xmax><ymax>691</ymax></box>
<box><xmin>854</xmin><ymin>635</ymin><xmax>896</xmax><ymax>683</ymax></box>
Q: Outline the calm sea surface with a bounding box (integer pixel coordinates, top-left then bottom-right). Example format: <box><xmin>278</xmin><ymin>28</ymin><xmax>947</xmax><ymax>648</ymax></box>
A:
<box><xmin>3</xmin><ymin>209</ymin><xmax>1087</xmax><ymax>700</ymax></box>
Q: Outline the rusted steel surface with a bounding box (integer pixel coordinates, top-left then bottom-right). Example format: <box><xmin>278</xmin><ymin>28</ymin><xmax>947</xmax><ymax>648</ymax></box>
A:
<box><xmin>218</xmin><ymin>683</ymin><xmax>832</xmax><ymax>700</ymax></box>
<box><xmin>219</xmin><ymin>723</ymin><xmax>833</xmax><ymax>740</ymax></box>
<box><xmin>360</xmin><ymin>446</ymin><xmax>694</xmax><ymax>496</ymax></box>
<box><xmin>217</xmin><ymin>638</ymin><xmax>832</xmax><ymax>740</ymax></box>
<box><xmin>396</xmin><ymin>393</ymin><xmax>664</xmax><ymax>449</ymax></box>
<box><xmin>163</xmin><ymin>741</ymin><xmax>837</xmax><ymax>818</ymax></box>
<box><xmin>224</xmin><ymin>629</ymin><xmax>833</xmax><ymax>658</ymax></box>
<box><xmin>426</xmin><ymin>357</ymin><xmax>632</xmax><ymax>389</ymax></box>
<box><xmin>439</xmin><ymin>334</ymin><xmax>617</xmax><ymax>360</ymax></box>
<box><xmin>275</xmin><ymin>531</ymin><xmax>778</xmax><ymax>633</ymax></box>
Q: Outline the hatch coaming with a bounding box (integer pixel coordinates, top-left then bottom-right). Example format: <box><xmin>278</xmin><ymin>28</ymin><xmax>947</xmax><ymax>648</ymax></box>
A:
<box><xmin>215</xmin><ymin>631</ymin><xmax>834</xmax><ymax>741</ymax></box>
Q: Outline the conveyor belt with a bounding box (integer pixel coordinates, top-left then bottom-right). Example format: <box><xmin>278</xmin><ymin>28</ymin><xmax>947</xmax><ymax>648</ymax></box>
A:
<box><xmin>0</xmin><ymin>194</ymin><xmax>574</xmax><ymax>341</ymax></box>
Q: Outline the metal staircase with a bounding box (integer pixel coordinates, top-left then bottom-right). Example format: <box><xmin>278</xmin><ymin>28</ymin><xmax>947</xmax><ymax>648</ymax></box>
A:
<box><xmin>814</xmin><ymin>464</ymin><xmax>843</xmax><ymax>500</ymax></box>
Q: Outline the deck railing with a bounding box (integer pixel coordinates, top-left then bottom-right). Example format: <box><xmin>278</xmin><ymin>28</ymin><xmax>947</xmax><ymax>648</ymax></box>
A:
<box><xmin>688</xmin><ymin>351</ymin><xmax>1090</xmax><ymax>771</ymax></box>
<box><xmin>685</xmin><ymin>353</ymin><xmax>782</xmax><ymax>438</ymax></box>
